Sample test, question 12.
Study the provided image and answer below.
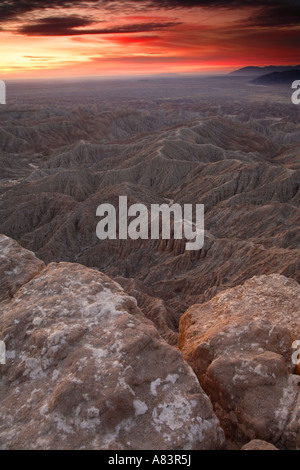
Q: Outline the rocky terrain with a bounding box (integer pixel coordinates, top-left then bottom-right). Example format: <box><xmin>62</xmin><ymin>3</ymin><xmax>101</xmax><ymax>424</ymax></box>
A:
<box><xmin>179</xmin><ymin>274</ymin><xmax>300</xmax><ymax>449</ymax></box>
<box><xmin>0</xmin><ymin>234</ymin><xmax>299</xmax><ymax>450</ymax></box>
<box><xmin>0</xmin><ymin>77</ymin><xmax>299</xmax><ymax>342</ymax></box>
<box><xmin>0</xmin><ymin>234</ymin><xmax>225</xmax><ymax>450</ymax></box>
<box><xmin>0</xmin><ymin>76</ymin><xmax>299</xmax><ymax>449</ymax></box>
<box><xmin>1</xmin><ymin>235</ymin><xmax>299</xmax><ymax>450</ymax></box>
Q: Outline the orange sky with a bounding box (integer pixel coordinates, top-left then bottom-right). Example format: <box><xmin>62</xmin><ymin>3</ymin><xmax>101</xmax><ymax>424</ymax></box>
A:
<box><xmin>0</xmin><ymin>1</ymin><xmax>299</xmax><ymax>79</ymax></box>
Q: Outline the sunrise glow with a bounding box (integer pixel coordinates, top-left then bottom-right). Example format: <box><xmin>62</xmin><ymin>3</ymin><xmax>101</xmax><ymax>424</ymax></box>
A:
<box><xmin>0</xmin><ymin>1</ymin><xmax>299</xmax><ymax>79</ymax></box>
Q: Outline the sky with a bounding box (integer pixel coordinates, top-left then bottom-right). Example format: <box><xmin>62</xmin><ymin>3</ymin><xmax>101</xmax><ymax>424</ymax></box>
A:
<box><xmin>0</xmin><ymin>0</ymin><xmax>299</xmax><ymax>79</ymax></box>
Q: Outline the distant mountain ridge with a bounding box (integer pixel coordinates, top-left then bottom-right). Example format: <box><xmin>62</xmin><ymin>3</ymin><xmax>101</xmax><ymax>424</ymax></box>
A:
<box><xmin>230</xmin><ymin>65</ymin><xmax>300</xmax><ymax>77</ymax></box>
<box><xmin>252</xmin><ymin>69</ymin><xmax>300</xmax><ymax>85</ymax></box>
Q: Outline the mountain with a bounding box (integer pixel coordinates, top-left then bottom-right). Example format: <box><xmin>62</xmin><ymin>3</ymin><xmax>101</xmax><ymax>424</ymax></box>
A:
<box><xmin>230</xmin><ymin>65</ymin><xmax>300</xmax><ymax>77</ymax></box>
<box><xmin>252</xmin><ymin>69</ymin><xmax>300</xmax><ymax>85</ymax></box>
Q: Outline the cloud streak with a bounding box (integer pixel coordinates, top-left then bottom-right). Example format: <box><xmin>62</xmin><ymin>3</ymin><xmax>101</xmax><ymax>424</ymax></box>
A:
<box><xmin>17</xmin><ymin>16</ymin><xmax>181</xmax><ymax>36</ymax></box>
<box><xmin>1</xmin><ymin>0</ymin><xmax>300</xmax><ymax>28</ymax></box>
<box><xmin>1</xmin><ymin>0</ymin><xmax>299</xmax><ymax>78</ymax></box>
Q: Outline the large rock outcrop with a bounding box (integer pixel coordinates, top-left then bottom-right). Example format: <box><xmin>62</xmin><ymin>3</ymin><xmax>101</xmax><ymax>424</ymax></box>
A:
<box><xmin>178</xmin><ymin>274</ymin><xmax>300</xmax><ymax>449</ymax></box>
<box><xmin>0</xmin><ymin>235</ymin><xmax>224</xmax><ymax>450</ymax></box>
<box><xmin>0</xmin><ymin>234</ymin><xmax>45</xmax><ymax>302</ymax></box>
<box><xmin>241</xmin><ymin>439</ymin><xmax>278</xmax><ymax>450</ymax></box>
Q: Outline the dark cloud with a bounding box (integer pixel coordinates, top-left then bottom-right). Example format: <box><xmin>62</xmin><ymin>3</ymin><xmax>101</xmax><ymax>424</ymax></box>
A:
<box><xmin>141</xmin><ymin>0</ymin><xmax>300</xmax><ymax>27</ymax></box>
<box><xmin>0</xmin><ymin>0</ymin><xmax>300</xmax><ymax>29</ymax></box>
<box><xmin>243</xmin><ymin>2</ymin><xmax>300</xmax><ymax>27</ymax></box>
<box><xmin>18</xmin><ymin>16</ymin><xmax>180</xmax><ymax>36</ymax></box>
<box><xmin>18</xmin><ymin>15</ymin><xmax>96</xmax><ymax>35</ymax></box>
<box><xmin>0</xmin><ymin>1</ymin><xmax>72</xmax><ymax>22</ymax></box>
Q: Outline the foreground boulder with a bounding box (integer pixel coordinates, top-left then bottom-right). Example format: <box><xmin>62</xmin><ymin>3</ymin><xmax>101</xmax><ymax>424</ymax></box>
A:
<box><xmin>0</xmin><ymin>235</ymin><xmax>224</xmax><ymax>450</ymax></box>
<box><xmin>0</xmin><ymin>234</ymin><xmax>45</xmax><ymax>302</ymax></box>
<box><xmin>241</xmin><ymin>439</ymin><xmax>278</xmax><ymax>450</ymax></box>
<box><xmin>178</xmin><ymin>274</ymin><xmax>300</xmax><ymax>449</ymax></box>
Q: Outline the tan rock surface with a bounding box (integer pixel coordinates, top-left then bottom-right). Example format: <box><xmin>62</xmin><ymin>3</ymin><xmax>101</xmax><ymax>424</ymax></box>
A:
<box><xmin>0</xmin><ymin>234</ymin><xmax>45</xmax><ymax>302</ymax></box>
<box><xmin>241</xmin><ymin>439</ymin><xmax>278</xmax><ymax>450</ymax></box>
<box><xmin>0</xmin><ymin>237</ymin><xmax>224</xmax><ymax>450</ymax></box>
<box><xmin>178</xmin><ymin>274</ymin><xmax>300</xmax><ymax>449</ymax></box>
